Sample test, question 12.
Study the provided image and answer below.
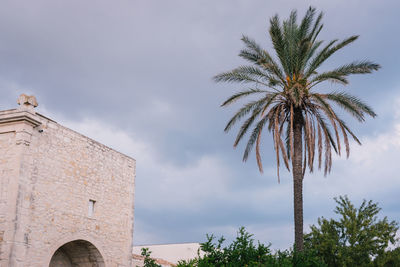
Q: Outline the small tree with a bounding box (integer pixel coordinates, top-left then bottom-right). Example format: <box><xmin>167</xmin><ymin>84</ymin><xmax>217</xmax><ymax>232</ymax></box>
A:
<box><xmin>196</xmin><ymin>227</ymin><xmax>273</xmax><ymax>266</ymax></box>
<box><xmin>140</xmin><ymin>248</ymin><xmax>161</xmax><ymax>267</ymax></box>
<box><xmin>305</xmin><ymin>196</ymin><xmax>399</xmax><ymax>266</ymax></box>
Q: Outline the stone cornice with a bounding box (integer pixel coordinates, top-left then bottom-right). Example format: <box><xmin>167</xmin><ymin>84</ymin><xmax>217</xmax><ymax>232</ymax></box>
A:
<box><xmin>0</xmin><ymin>110</ymin><xmax>42</xmax><ymax>128</ymax></box>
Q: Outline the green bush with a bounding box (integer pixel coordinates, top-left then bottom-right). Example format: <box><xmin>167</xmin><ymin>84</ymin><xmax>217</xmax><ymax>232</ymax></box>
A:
<box><xmin>176</xmin><ymin>227</ymin><xmax>326</xmax><ymax>267</ymax></box>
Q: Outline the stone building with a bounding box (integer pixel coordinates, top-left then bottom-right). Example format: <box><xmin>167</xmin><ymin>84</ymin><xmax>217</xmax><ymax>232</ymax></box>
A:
<box><xmin>0</xmin><ymin>95</ymin><xmax>136</xmax><ymax>266</ymax></box>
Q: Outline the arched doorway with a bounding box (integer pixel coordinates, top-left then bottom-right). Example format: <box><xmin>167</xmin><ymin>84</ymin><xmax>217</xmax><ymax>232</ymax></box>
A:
<box><xmin>49</xmin><ymin>239</ymin><xmax>105</xmax><ymax>267</ymax></box>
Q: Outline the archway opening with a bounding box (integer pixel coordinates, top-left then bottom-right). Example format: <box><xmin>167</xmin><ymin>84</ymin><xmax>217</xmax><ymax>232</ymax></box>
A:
<box><xmin>49</xmin><ymin>239</ymin><xmax>105</xmax><ymax>267</ymax></box>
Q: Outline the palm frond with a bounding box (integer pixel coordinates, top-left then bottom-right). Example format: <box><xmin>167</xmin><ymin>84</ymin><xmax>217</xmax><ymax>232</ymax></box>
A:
<box><xmin>241</xmin><ymin>35</ymin><xmax>264</xmax><ymax>56</ymax></box>
<box><xmin>242</xmin><ymin>114</ymin><xmax>269</xmax><ymax>162</ymax></box>
<box><xmin>306</xmin><ymin>36</ymin><xmax>359</xmax><ymax>78</ymax></box>
<box><xmin>331</xmin><ymin>61</ymin><xmax>380</xmax><ymax>74</ymax></box>
<box><xmin>309</xmin><ymin>11</ymin><xmax>323</xmax><ymax>43</ymax></box>
<box><xmin>255</xmin><ymin>127</ymin><xmax>264</xmax><ymax>173</ymax></box>
<box><xmin>213</xmin><ymin>67</ymin><xmax>269</xmax><ymax>86</ymax></box>
<box><xmin>311</xmin><ymin>107</ymin><xmax>338</xmax><ymax>153</ymax></box>
<box><xmin>312</xmin><ymin>97</ymin><xmax>342</xmax><ymax>155</ymax></box>
<box><xmin>310</xmin><ymin>72</ymin><xmax>349</xmax><ymax>85</ymax></box>
<box><xmin>240</xmin><ymin>36</ymin><xmax>287</xmax><ymax>84</ymax></box>
<box><xmin>325</xmin><ymin>92</ymin><xmax>377</xmax><ymax>120</ymax></box>
<box><xmin>304</xmin><ymin>39</ymin><xmax>338</xmax><ymax>77</ymax></box>
<box><xmin>298</xmin><ymin>7</ymin><xmax>315</xmax><ymax>40</ymax></box>
<box><xmin>337</xmin><ymin>118</ymin><xmax>362</xmax><ymax>145</ymax></box>
<box><xmin>221</xmin><ymin>89</ymin><xmax>268</xmax><ymax>107</ymax></box>
<box><xmin>223</xmin><ymin>98</ymin><xmax>265</xmax><ymax>132</ymax></box>
<box><xmin>310</xmin><ymin>61</ymin><xmax>380</xmax><ymax>87</ymax></box>
<box><xmin>233</xmin><ymin>106</ymin><xmax>264</xmax><ymax>147</ymax></box>
<box><xmin>300</xmin><ymin>40</ymin><xmax>322</xmax><ymax>74</ymax></box>
<box><xmin>269</xmin><ymin>15</ymin><xmax>290</xmax><ymax>76</ymax></box>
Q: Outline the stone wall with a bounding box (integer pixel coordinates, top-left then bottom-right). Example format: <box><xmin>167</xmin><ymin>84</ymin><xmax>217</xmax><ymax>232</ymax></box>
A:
<box><xmin>0</xmin><ymin>100</ymin><xmax>136</xmax><ymax>267</ymax></box>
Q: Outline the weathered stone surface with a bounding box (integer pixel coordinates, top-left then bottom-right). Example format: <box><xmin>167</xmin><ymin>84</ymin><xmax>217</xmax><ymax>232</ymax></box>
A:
<box><xmin>49</xmin><ymin>240</ymin><xmax>105</xmax><ymax>267</ymax></box>
<box><xmin>0</xmin><ymin>96</ymin><xmax>136</xmax><ymax>266</ymax></box>
<box><xmin>17</xmin><ymin>94</ymin><xmax>38</xmax><ymax>110</ymax></box>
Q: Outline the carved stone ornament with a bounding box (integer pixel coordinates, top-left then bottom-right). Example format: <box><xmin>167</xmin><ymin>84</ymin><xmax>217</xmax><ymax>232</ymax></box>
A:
<box><xmin>17</xmin><ymin>94</ymin><xmax>38</xmax><ymax>109</ymax></box>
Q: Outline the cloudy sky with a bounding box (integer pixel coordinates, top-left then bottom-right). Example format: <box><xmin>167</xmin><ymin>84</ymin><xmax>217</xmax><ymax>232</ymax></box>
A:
<box><xmin>1</xmin><ymin>0</ymin><xmax>399</xmax><ymax>250</ymax></box>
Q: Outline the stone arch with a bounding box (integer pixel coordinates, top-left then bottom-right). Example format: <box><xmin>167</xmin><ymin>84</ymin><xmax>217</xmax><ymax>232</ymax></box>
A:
<box><xmin>44</xmin><ymin>232</ymin><xmax>109</xmax><ymax>266</ymax></box>
<box><xmin>49</xmin><ymin>239</ymin><xmax>105</xmax><ymax>267</ymax></box>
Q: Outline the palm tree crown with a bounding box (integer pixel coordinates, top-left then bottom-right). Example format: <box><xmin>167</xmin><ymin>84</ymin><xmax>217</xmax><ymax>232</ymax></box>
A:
<box><xmin>215</xmin><ymin>7</ymin><xmax>379</xmax><ymax>181</ymax></box>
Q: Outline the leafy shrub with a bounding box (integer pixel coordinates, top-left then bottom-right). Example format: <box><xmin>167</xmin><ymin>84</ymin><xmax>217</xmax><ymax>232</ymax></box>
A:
<box><xmin>177</xmin><ymin>227</ymin><xmax>326</xmax><ymax>267</ymax></box>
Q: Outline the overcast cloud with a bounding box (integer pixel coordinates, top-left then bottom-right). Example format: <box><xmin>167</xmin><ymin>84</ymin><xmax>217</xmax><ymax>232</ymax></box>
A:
<box><xmin>1</xmin><ymin>0</ymin><xmax>399</xmax><ymax>250</ymax></box>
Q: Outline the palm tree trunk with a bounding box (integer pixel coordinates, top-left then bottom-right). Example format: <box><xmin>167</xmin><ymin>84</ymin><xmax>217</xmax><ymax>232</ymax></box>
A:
<box><xmin>292</xmin><ymin>108</ymin><xmax>304</xmax><ymax>251</ymax></box>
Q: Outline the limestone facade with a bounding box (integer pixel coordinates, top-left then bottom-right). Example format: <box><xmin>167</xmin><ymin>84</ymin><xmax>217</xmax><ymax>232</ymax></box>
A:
<box><xmin>0</xmin><ymin>95</ymin><xmax>136</xmax><ymax>266</ymax></box>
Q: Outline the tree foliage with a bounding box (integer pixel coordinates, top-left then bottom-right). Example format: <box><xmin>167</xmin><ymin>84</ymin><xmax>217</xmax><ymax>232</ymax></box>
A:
<box><xmin>373</xmin><ymin>247</ymin><xmax>400</xmax><ymax>267</ymax></box>
<box><xmin>140</xmin><ymin>248</ymin><xmax>162</xmax><ymax>267</ymax></box>
<box><xmin>176</xmin><ymin>227</ymin><xmax>326</xmax><ymax>267</ymax></box>
<box><xmin>305</xmin><ymin>196</ymin><xmax>399</xmax><ymax>266</ymax></box>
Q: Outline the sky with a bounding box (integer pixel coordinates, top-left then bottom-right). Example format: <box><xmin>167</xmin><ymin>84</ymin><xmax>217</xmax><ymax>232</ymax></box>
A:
<box><xmin>1</xmin><ymin>0</ymin><xmax>399</xmax><ymax>250</ymax></box>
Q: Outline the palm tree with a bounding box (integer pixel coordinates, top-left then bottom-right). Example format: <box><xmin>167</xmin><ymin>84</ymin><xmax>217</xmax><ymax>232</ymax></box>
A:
<box><xmin>214</xmin><ymin>7</ymin><xmax>380</xmax><ymax>251</ymax></box>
